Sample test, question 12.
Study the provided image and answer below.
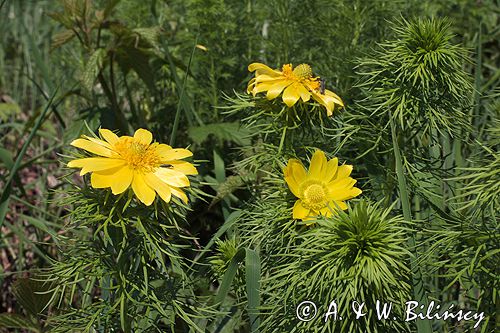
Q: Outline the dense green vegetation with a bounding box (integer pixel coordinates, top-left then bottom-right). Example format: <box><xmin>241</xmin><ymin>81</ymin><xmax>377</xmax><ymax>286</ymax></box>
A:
<box><xmin>0</xmin><ymin>0</ymin><xmax>498</xmax><ymax>332</ymax></box>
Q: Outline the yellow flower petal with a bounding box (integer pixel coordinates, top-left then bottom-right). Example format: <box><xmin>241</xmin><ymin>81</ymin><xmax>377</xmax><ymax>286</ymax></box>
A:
<box><xmin>336</xmin><ymin>164</ymin><xmax>353</xmax><ymax>179</ymax></box>
<box><xmin>248</xmin><ymin>63</ymin><xmax>281</xmax><ymax>76</ymax></box>
<box><xmin>82</xmin><ymin>136</ymin><xmax>113</xmax><ymax>149</ymax></box>
<box><xmin>155</xmin><ymin>167</ymin><xmax>190</xmax><ymax>187</ymax></box>
<box><xmin>311</xmin><ymin>91</ymin><xmax>333</xmax><ymax>116</ymax></box>
<box><xmin>308</xmin><ymin>150</ymin><xmax>327</xmax><ymax>179</ymax></box>
<box><xmin>312</xmin><ymin>90</ymin><xmax>344</xmax><ymax>116</ymax></box>
<box><xmin>132</xmin><ymin>173</ymin><xmax>156</xmax><ymax>206</ymax></box>
<box><xmin>293</xmin><ymin>200</ymin><xmax>311</xmax><ymax>220</ymax></box>
<box><xmin>295</xmin><ymin>82</ymin><xmax>311</xmax><ymax>102</ymax></box>
<box><xmin>99</xmin><ymin>128</ymin><xmax>119</xmax><ymax>145</ymax></box>
<box><xmin>89</xmin><ymin>165</ymin><xmax>133</xmax><ymax>194</ymax></box>
<box><xmin>252</xmin><ymin>80</ymin><xmax>281</xmax><ymax>95</ymax></box>
<box><xmin>196</xmin><ymin>44</ymin><xmax>208</xmax><ymax>51</ymax></box>
<box><xmin>91</xmin><ymin>172</ymin><xmax>114</xmax><ymax>189</ymax></box>
<box><xmin>325</xmin><ymin>89</ymin><xmax>344</xmax><ymax>107</ymax></box>
<box><xmin>282</xmin><ymin>83</ymin><xmax>301</xmax><ymax>107</ymax></box>
<box><xmin>266</xmin><ymin>80</ymin><xmax>292</xmax><ymax>100</ymax></box>
<box><xmin>169</xmin><ymin>161</ymin><xmax>198</xmax><ymax>175</ymax></box>
<box><xmin>170</xmin><ymin>186</ymin><xmax>189</xmax><ymax>203</ymax></box>
<box><xmin>324</xmin><ymin>158</ymin><xmax>339</xmax><ymax>182</ymax></box>
<box><xmin>329</xmin><ymin>176</ymin><xmax>356</xmax><ymax>187</ymax></box>
<box><xmin>109</xmin><ymin>166</ymin><xmax>133</xmax><ymax>194</ymax></box>
<box><xmin>283</xmin><ymin>162</ymin><xmax>301</xmax><ymax>198</ymax></box>
<box><xmin>328</xmin><ymin>187</ymin><xmax>362</xmax><ymax>201</ymax></box>
<box><xmin>159</xmin><ymin>148</ymin><xmax>193</xmax><ymax>161</ymax></box>
<box><xmin>254</xmin><ymin>74</ymin><xmax>282</xmax><ymax>84</ymax></box>
<box><xmin>71</xmin><ymin>138</ymin><xmax>112</xmax><ymax>157</ymax></box>
<box><xmin>247</xmin><ymin>78</ymin><xmax>256</xmax><ymax>94</ymax></box>
<box><xmin>155</xmin><ymin>143</ymin><xmax>173</xmax><ymax>155</ymax></box>
<box><xmin>288</xmin><ymin>159</ymin><xmax>307</xmax><ymax>187</ymax></box>
<box><xmin>67</xmin><ymin>157</ymin><xmax>126</xmax><ymax>175</ymax></box>
<box><xmin>134</xmin><ymin>128</ymin><xmax>153</xmax><ymax>145</ymax></box>
<box><xmin>144</xmin><ymin>173</ymin><xmax>172</xmax><ymax>203</ymax></box>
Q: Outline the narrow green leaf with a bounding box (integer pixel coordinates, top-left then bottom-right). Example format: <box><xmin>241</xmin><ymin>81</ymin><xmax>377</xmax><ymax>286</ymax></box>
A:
<box><xmin>12</xmin><ymin>278</ymin><xmax>54</xmax><ymax>316</ymax></box>
<box><xmin>215</xmin><ymin>248</ymin><xmax>245</xmax><ymax>306</ymax></box>
<box><xmin>0</xmin><ymin>313</ymin><xmax>40</xmax><ymax>332</ymax></box>
<box><xmin>19</xmin><ymin>214</ymin><xmax>60</xmax><ymax>244</ymax></box>
<box><xmin>213</xmin><ymin>149</ymin><xmax>230</xmax><ymax>219</ymax></box>
<box><xmin>169</xmin><ymin>37</ymin><xmax>201</xmax><ymax>146</ymax></box>
<box><xmin>389</xmin><ymin>113</ymin><xmax>432</xmax><ymax>333</ymax></box>
<box><xmin>0</xmin><ymin>90</ymin><xmax>57</xmax><ymax>227</ymax></box>
<box><xmin>245</xmin><ymin>249</ymin><xmax>261</xmax><ymax>333</ymax></box>
<box><xmin>213</xmin><ymin>150</ymin><xmax>226</xmax><ymax>184</ymax></box>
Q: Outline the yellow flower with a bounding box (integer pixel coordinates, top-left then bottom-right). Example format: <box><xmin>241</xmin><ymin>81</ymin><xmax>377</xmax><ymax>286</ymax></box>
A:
<box><xmin>67</xmin><ymin>128</ymin><xmax>198</xmax><ymax>206</ymax></box>
<box><xmin>247</xmin><ymin>62</ymin><xmax>344</xmax><ymax>116</ymax></box>
<box><xmin>284</xmin><ymin>150</ymin><xmax>361</xmax><ymax>221</ymax></box>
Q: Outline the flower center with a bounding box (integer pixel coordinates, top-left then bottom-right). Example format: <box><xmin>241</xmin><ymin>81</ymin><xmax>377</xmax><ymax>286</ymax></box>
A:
<box><xmin>302</xmin><ymin>182</ymin><xmax>327</xmax><ymax>211</ymax></box>
<box><xmin>113</xmin><ymin>138</ymin><xmax>161</xmax><ymax>172</ymax></box>
<box><xmin>293</xmin><ymin>63</ymin><xmax>313</xmax><ymax>80</ymax></box>
<box><xmin>282</xmin><ymin>63</ymin><xmax>315</xmax><ymax>83</ymax></box>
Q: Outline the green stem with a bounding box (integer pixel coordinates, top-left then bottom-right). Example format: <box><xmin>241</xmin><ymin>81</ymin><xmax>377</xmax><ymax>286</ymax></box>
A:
<box><xmin>430</xmin><ymin>127</ymin><xmax>444</xmax><ymax>210</ymax></box>
<box><xmin>170</xmin><ymin>37</ymin><xmax>199</xmax><ymax>146</ymax></box>
<box><xmin>389</xmin><ymin>113</ymin><xmax>432</xmax><ymax>333</ymax></box>
<box><xmin>277</xmin><ymin>126</ymin><xmax>287</xmax><ymax>155</ymax></box>
<box><xmin>123</xmin><ymin>73</ymin><xmax>145</xmax><ymax>128</ymax></box>
<box><xmin>472</xmin><ymin>21</ymin><xmax>482</xmax><ymax>130</ymax></box>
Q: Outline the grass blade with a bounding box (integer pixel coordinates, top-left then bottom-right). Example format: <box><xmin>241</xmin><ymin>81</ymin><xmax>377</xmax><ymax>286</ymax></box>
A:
<box><xmin>214</xmin><ymin>248</ymin><xmax>245</xmax><ymax>306</ymax></box>
<box><xmin>245</xmin><ymin>248</ymin><xmax>261</xmax><ymax>333</ymax></box>
<box><xmin>169</xmin><ymin>36</ymin><xmax>200</xmax><ymax>146</ymax></box>
<box><xmin>0</xmin><ymin>89</ymin><xmax>57</xmax><ymax>227</ymax></box>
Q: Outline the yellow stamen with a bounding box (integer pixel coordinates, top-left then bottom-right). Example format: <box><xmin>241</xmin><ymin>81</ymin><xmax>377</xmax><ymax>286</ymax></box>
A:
<box><xmin>282</xmin><ymin>64</ymin><xmax>293</xmax><ymax>78</ymax></box>
<box><xmin>113</xmin><ymin>138</ymin><xmax>161</xmax><ymax>172</ymax></box>
<box><xmin>309</xmin><ymin>80</ymin><xmax>320</xmax><ymax>91</ymax></box>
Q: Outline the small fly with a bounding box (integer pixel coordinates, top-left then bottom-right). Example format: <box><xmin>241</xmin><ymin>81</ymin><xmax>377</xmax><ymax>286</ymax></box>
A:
<box><xmin>319</xmin><ymin>77</ymin><xmax>326</xmax><ymax>94</ymax></box>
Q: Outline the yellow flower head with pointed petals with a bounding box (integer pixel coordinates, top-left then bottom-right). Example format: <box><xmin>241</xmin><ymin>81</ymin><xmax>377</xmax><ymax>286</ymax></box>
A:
<box><xmin>284</xmin><ymin>150</ymin><xmax>361</xmax><ymax>221</ymax></box>
<box><xmin>247</xmin><ymin>62</ymin><xmax>344</xmax><ymax>116</ymax></box>
<box><xmin>67</xmin><ymin>128</ymin><xmax>198</xmax><ymax>206</ymax></box>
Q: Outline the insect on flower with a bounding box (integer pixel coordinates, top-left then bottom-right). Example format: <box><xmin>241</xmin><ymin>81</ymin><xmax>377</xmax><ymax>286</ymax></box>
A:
<box><xmin>319</xmin><ymin>77</ymin><xmax>326</xmax><ymax>94</ymax></box>
<box><xmin>247</xmin><ymin>62</ymin><xmax>344</xmax><ymax>116</ymax></box>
